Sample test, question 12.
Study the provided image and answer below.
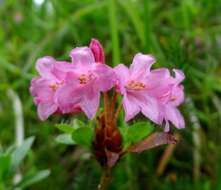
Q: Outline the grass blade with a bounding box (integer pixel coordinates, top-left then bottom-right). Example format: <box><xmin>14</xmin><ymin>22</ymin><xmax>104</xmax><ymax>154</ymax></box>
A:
<box><xmin>108</xmin><ymin>0</ymin><xmax>120</xmax><ymax>66</ymax></box>
<box><xmin>118</xmin><ymin>0</ymin><xmax>145</xmax><ymax>48</ymax></box>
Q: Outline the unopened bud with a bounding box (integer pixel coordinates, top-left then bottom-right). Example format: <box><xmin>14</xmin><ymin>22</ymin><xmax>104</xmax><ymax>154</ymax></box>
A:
<box><xmin>89</xmin><ymin>38</ymin><xmax>105</xmax><ymax>64</ymax></box>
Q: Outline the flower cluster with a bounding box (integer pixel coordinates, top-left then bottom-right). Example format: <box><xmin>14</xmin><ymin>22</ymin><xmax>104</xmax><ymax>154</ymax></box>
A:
<box><xmin>30</xmin><ymin>39</ymin><xmax>185</xmax><ymax>131</ymax></box>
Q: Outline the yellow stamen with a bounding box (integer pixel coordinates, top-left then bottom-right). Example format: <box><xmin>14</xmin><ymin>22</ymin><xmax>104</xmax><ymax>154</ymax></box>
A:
<box><xmin>78</xmin><ymin>73</ymin><xmax>94</xmax><ymax>84</ymax></box>
<box><xmin>49</xmin><ymin>81</ymin><xmax>64</xmax><ymax>91</ymax></box>
<box><xmin>126</xmin><ymin>80</ymin><xmax>145</xmax><ymax>90</ymax></box>
<box><xmin>170</xmin><ymin>96</ymin><xmax>177</xmax><ymax>101</ymax></box>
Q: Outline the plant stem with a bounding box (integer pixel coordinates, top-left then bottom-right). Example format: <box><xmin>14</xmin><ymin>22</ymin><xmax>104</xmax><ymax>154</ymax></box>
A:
<box><xmin>113</xmin><ymin>101</ymin><xmax>122</xmax><ymax>124</ymax></box>
<box><xmin>97</xmin><ymin>168</ymin><xmax>112</xmax><ymax>190</ymax></box>
<box><xmin>104</xmin><ymin>92</ymin><xmax>110</xmax><ymax>127</ymax></box>
<box><xmin>110</xmin><ymin>91</ymin><xmax>117</xmax><ymax>119</ymax></box>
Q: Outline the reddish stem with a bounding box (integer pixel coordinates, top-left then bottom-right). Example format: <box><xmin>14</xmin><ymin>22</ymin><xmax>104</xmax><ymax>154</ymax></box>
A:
<box><xmin>112</xmin><ymin>101</ymin><xmax>122</xmax><ymax>125</ymax></box>
<box><xmin>103</xmin><ymin>92</ymin><xmax>110</xmax><ymax>127</ymax></box>
<box><xmin>97</xmin><ymin>168</ymin><xmax>112</xmax><ymax>190</ymax></box>
<box><xmin>110</xmin><ymin>91</ymin><xmax>117</xmax><ymax>120</ymax></box>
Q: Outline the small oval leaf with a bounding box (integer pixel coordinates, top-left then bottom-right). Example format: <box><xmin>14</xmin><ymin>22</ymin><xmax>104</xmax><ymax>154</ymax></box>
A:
<box><xmin>124</xmin><ymin>122</ymin><xmax>154</xmax><ymax>146</ymax></box>
<box><xmin>55</xmin><ymin>123</ymin><xmax>75</xmax><ymax>133</ymax></box>
<box><xmin>72</xmin><ymin>127</ymin><xmax>93</xmax><ymax>148</ymax></box>
<box><xmin>55</xmin><ymin>134</ymin><xmax>75</xmax><ymax>145</ymax></box>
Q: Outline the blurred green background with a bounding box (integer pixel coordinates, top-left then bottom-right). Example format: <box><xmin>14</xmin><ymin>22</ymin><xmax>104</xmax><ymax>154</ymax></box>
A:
<box><xmin>1</xmin><ymin>0</ymin><xmax>221</xmax><ymax>189</ymax></box>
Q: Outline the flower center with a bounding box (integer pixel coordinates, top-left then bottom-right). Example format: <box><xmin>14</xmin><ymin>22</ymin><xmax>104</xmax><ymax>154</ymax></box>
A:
<box><xmin>49</xmin><ymin>81</ymin><xmax>64</xmax><ymax>91</ymax></box>
<box><xmin>170</xmin><ymin>96</ymin><xmax>177</xmax><ymax>101</ymax></box>
<box><xmin>126</xmin><ymin>80</ymin><xmax>145</xmax><ymax>90</ymax></box>
<box><xmin>78</xmin><ymin>73</ymin><xmax>94</xmax><ymax>84</ymax></box>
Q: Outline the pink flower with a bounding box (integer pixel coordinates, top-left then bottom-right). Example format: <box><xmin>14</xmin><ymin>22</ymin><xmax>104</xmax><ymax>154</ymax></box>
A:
<box><xmin>148</xmin><ymin>68</ymin><xmax>185</xmax><ymax>131</ymax></box>
<box><xmin>114</xmin><ymin>53</ymin><xmax>160</xmax><ymax>123</ymax></box>
<box><xmin>89</xmin><ymin>38</ymin><xmax>105</xmax><ymax>64</ymax></box>
<box><xmin>30</xmin><ymin>57</ymin><xmax>76</xmax><ymax>120</ymax></box>
<box><xmin>55</xmin><ymin>47</ymin><xmax>116</xmax><ymax>119</ymax></box>
<box><xmin>30</xmin><ymin>38</ymin><xmax>185</xmax><ymax>129</ymax></box>
<box><xmin>114</xmin><ymin>53</ymin><xmax>185</xmax><ymax>131</ymax></box>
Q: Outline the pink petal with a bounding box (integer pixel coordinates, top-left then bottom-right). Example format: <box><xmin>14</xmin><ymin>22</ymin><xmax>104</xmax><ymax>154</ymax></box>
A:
<box><xmin>30</xmin><ymin>77</ymin><xmax>54</xmax><ymax>102</ymax></box>
<box><xmin>52</xmin><ymin>61</ymin><xmax>74</xmax><ymax>80</ymax></box>
<box><xmin>55</xmin><ymin>84</ymin><xmax>81</xmax><ymax>113</ymax></box>
<box><xmin>37</xmin><ymin>102</ymin><xmax>57</xmax><ymax>120</ymax></box>
<box><xmin>80</xmin><ymin>86</ymin><xmax>100</xmax><ymax>119</ymax></box>
<box><xmin>130</xmin><ymin>53</ymin><xmax>155</xmax><ymax>80</ymax></box>
<box><xmin>114</xmin><ymin>64</ymin><xmax>130</xmax><ymax>94</ymax></box>
<box><xmin>173</xmin><ymin>69</ymin><xmax>185</xmax><ymax>83</ymax></box>
<box><xmin>133</xmin><ymin>91</ymin><xmax>160</xmax><ymax>124</ymax></box>
<box><xmin>36</xmin><ymin>56</ymin><xmax>56</xmax><ymax>79</ymax></box>
<box><xmin>147</xmin><ymin>80</ymin><xmax>173</xmax><ymax>104</ymax></box>
<box><xmin>89</xmin><ymin>38</ymin><xmax>105</xmax><ymax>64</ymax></box>
<box><xmin>123</xmin><ymin>93</ymin><xmax>140</xmax><ymax>121</ymax></box>
<box><xmin>165</xmin><ymin>105</ymin><xmax>185</xmax><ymax>129</ymax></box>
<box><xmin>170</xmin><ymin>85</ymin><xmax>184</xmax><ymax>106</ymax></box>
<box><xmin>141</xmin><ymin>98</ymin><xmax>160</xmax><ymax>124</ymax></box>
<box><xmin>146</xmin><ymin>69</ymin><xmax>176</xmax><ymax>104</ymax></box>
<box><xmin>93</xmin><ymin>64</ymin><xmax>116</xmax><ymax>92</ymax></box>
<box><xmin>64</xmin><ymin>72</ymin><xmax>80</xmax><ymax>85</ymax></box>
<box><xmin>151</xmin><ymin>68</ymin><xmax>170</xmax><ymax>79</ymax></box>
<box><xmin>60</xmin><ymin>104</ymin><xmax>81</xmax><ymax>114</ymax></box>
<box><xmin>69</xmin><ymin>47</ymin><xmax>95</xmax><ymax>68</ymax></box>
<box><xmin>146</xmin><ymin>68</ymin><xmax>170</xmax><ymax>90</ymax></box>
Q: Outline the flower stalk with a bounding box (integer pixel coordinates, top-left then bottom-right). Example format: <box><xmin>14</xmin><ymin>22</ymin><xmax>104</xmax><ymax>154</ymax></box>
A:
<box><xmin>112</xmin><ymin>101</ymin><xmax>122</xmax><ymax>125</ymax></box>
<box><xmin>110</xmin><ymin>90</ymin><xmax>117</xmax><ymax>119</ymax></box>
<box><xmin>103</xmin><ymin>92</ymin><xmax>110</xmax><ymax>126</ymax></box>
<box><xmin>97</xmin><ymin>168</ymin><xmax>112</xmax><ymax>190</ymax></box>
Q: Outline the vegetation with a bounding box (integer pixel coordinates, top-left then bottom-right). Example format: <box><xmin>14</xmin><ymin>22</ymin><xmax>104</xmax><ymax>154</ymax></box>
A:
<box><xmin>1</xmin><ymin>0</ymin><xmax>221</xmax><ymax>189</ymax></box>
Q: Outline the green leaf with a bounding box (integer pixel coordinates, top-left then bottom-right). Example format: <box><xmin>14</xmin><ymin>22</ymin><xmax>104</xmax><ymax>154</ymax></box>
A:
<box><xmin>55</xmin><ymin>123</ymin><xmax>75</xmax><ymax>133</ymax></box>
<box><xmin>11</xmin><ymin>136</ymin><xmax>35</xmax><ymax>171</ymax></box>
<box><xmin>55</xmin><ymin>134</ymin><xmax>75</xmax><ymax>145</ymax></box>
<box><xmin>14</xmin><ymin>170</ymin><xmax>50</xmax><ymax>189</ymax></box>
<box><xmin>0</xmin><ymin>154</ymin><xmax>10</xmax><ymax>180</ymax></box>
<box><xmin>72</xmin><ymin>127</ymin><xmax>93</xmax><ymax>148</ymax></box>
<box><xmin>119</xmin><ymin>126</ymin><xmax>128</xmax><ymax>142</ymax></box>
<box><xmin>125</xmin><ymin>122</ymin><xmax>154</xmax><ymax>145</ymax></box>
<box><xmin>72</xmin><ymin>119</ymin><xmax>86</xmax><ymax>130</ymax></box>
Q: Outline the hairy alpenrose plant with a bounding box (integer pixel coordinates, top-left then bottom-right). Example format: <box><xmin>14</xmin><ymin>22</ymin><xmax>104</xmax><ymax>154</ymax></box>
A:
<box><xmin>30</xmin><ymin>38</ymin><xmax>185</xmax><ymax>190</ymax></box>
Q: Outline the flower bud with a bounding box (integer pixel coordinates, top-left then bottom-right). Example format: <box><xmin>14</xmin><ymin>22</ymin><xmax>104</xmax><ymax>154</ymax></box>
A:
<box><xmin>89</xmin><ymin>38</ymin><xmax>105</xmax><ymax>64</ymax></box>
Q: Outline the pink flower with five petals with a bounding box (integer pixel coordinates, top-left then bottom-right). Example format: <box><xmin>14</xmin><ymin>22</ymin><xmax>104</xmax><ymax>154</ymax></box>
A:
<box><xmin>55</xmin><ymin>47</ymin><xmax>116</xmax><ymax>119</ymax></box>
<box><xmin>148</xmin><ymin>69</ymin><xmax>185</xmax><ymax>131</ymax></box>
<box><xmin>114</xmin><ymin>53</ymin><xmax>160</xmax><ymax>123</ymax></box>
<box><xmin>30</xmin><ymin>56</ymin><xmax>78</xmax><ymax>120</ymax></box>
